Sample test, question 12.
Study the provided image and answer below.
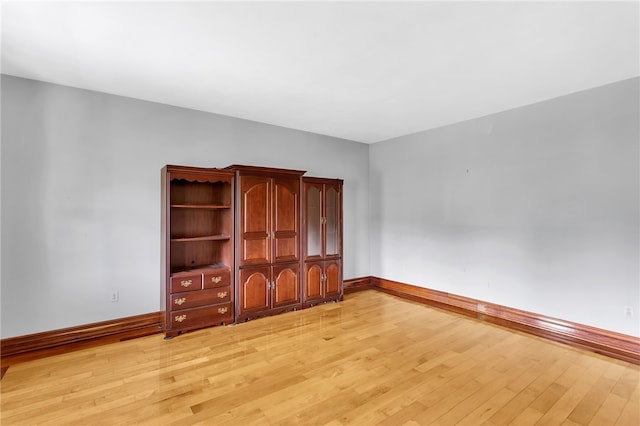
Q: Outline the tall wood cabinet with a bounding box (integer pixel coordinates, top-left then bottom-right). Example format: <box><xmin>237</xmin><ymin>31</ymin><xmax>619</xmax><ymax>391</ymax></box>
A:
<box><xmin>227</xmin><ymin>165</ymin><xmax>306</xmax><ymax>321</ymax></box>
<box><xmin>302</xmin><ymin>178</ymin><xmax>344</xmax><ymax>306</ymax></box>
<box><xmin>161</xmin><ymin>164</ymin><xmax>343</xmax><ymax>336</ymax></box>
<box><xmin>161</xmin><ymin>166</ymin><xmax>235</xmax><ymax>338</ymax></box>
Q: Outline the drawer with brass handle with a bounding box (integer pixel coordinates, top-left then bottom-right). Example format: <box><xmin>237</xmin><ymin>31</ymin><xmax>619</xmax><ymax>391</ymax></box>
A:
<box><xmin>170</xmin><ymin>274</ymin><xmax>203</xmax><ymax>293</ymax></box>
<box><xmin>203</xmin><ymin>268</ymin><xmax>230</xmax><ymax>289</ymax></box>
<box><xmin>169</xmin><ymin>303</ymin><xmax>233</xmax><ymax>328</ymax></box>
<box><xmin>170</xmin><ymin>287</ymin><xmax>232</xmax><ymax>311</ymax></box>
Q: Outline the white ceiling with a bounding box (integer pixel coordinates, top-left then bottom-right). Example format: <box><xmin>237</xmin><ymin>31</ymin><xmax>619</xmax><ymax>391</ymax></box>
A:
<box><xmin>2</xmin><ymin>1</ymin><xmax>638</xmax><ymax>144</ymax></box>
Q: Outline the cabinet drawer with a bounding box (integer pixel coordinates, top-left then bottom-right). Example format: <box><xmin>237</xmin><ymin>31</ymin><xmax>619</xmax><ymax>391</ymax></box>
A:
<box><xmin>170</xmin><ymin>274</ymin><xmax>203</xmax><ymax>293</ymax></box>
<box><xmin>170</xmin><ymin>303</ymin><xmax>233</xmax><ymax>329</ymax></box>
<box><xmin>203</xmin><ymin>268</ymin><xmax>230</xmax><ymax>289</ymax></box>
<box><xmin>171</xmin><ymin>288</ymin><xmax>232</xmax><ymax>310</ymax></box>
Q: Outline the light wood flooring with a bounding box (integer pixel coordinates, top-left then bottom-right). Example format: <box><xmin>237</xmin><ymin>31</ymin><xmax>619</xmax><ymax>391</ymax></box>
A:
<box><xmin>1</xmin><ymin>290</ymin><xmax>638</xmax><ymax>425</ymax></box>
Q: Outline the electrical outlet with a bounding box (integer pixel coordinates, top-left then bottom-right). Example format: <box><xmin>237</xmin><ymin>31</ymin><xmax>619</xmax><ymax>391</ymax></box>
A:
<box><xmin>624</xmin><ymin>306</ymin><xmax>634</xmax><ymax>318</ymax></box>
<box><xmin>110</xmin><ymin>291</ymin><xmax>119</xmax><ymax>303</ymax></box>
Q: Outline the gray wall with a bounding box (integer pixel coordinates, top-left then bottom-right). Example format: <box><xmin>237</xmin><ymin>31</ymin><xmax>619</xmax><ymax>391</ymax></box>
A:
<box><xmin>370</xmin><ymin>77</ymin><xmax>639</xmax><ymax>337</ymax></box>
<box><xmin>2</xmin><ymin>74</ymin><xmax>638</xmax><ymax>340</ymax></box>
<box><xmin>0</xmin><ymin>75</ymin><xmax>370</xmax><ymax>338</ymax></box>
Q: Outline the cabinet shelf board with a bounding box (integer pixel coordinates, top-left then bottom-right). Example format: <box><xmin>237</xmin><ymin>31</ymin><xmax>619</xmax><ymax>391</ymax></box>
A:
<box><xmin>170</xmin><ymin>204</ymin><xmax>231</xmax><ymax>209</ymax></box>
<box><xmin>170</xmin><ymin>235</ymin><xmax>231</xmax><ymax>242</ymax></box>
<box><xmin>171</xmin><ymin>263</ymin><xmax>229</xmax><ymax>275</ymax></box>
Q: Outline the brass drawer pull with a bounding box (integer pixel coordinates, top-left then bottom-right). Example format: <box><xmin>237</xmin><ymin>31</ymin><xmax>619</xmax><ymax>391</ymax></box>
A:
<box><xmin>217</xmin><ymin>307</ymin><xmax>228</xmax><ymax>314</ymax></box>
<box><xmin>211</xmin><ymin>276</ymin><xmax>222</xmax><ymax>283</ymax></box>
<box><xmin>217</xmin><ymin>291</ymin><xmax>228</xmax><ymax>299</ymax></box>
<box><xmin>175</xmin><ymin>314</ymin><xmax>187</xmax><ymax>323</ymax></box>
<box><xmin>180</xmin><ymin>279</ymin><xmax>193</xmax><ymax>288</ymax></box>
<box><xmin>174</xmin><ymin>297</ymin><xmax>187</xmax><ymax>306</ymax></box>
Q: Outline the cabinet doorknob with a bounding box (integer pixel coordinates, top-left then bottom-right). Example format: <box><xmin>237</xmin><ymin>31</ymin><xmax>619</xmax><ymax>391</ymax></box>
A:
<box><xmin>180</xmin><ymin>279</ymin><xmax>193</xmax><ymax>288</ymax></box>
<box><xmin>175</xmin><ymin>314</ymin><xmax>187</xmax><ymax>323</ymax></box>
<box><xmin>218</xmin><ymin>307</ymin><xmax>228</xmax><ymax>314</ymax></box>
<box><xmin>174</xmin><ymin>297</ymin><xmax>187</xmax><ymax>306</ymax></box>
<box><xmin>211</xmin><ymin>276</ymin><xmax>222</xmax><ymax>283</ymax></box>
<box><xmin>217</xmin><ymin>291</ymin><xmax>228</xmax><ymax>298</ymax></box>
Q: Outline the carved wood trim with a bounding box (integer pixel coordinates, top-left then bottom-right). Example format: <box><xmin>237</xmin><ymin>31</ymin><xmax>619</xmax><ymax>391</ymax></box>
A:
<box><xmin>1</xmin><ymin>312</ymin><xmax>162</xmax><ymax>358</ymax></box>
<box><xmin>365</xmin><ymin>276</ymin><xmax>640</xmax><ymax>365</ymax></box>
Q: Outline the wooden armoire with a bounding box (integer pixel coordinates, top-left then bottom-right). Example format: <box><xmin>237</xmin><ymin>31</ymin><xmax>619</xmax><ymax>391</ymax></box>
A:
<box><xmin>162</xmin><ymin>164</ymin><xmax>343</xmax><ymax>337</ymax></box>
<box><xmin>227</xmin><ymin>165</ymin><xmax>305</xmax><ymax>321</ymax></box>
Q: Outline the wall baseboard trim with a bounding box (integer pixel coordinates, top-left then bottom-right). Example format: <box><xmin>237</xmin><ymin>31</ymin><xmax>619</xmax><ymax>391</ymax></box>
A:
<box><xmin>344</xmin><ymin>276</ymin><xmax>375</xmax><ymax>293</ymax></box>
<box><xmin>3</xmin><ymin>279</ymin><xmax>638</xmax><ymax>366</ymax></box>
<box><xmin>1</xmin><ymin>312</ymin><xmax>163</xmax><ymax>359</ymax></box>
<box><xmin>345</xmin><ymin>276</ymin><xmax>640</xmax><ymax>365</ymax></box>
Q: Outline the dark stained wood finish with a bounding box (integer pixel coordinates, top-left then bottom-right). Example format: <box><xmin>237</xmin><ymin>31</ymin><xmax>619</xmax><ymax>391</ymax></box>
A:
<box><xmin>162</xmin><ymin>165</ymin><xmax>235</xmax><ymax>338</ymax></box>
<box><xmin>272</xmin><ymin>178</ymin><xmax>300</xmax><ymax>263</ymax></box>
<box><xmin>324</xmin><ymin>260</ymin><xmax>341</xmax><ymax>298</ymax></box>
<box><xmin>343</xmin><ymin>276</ymin><xmax>375</xmax><ymax>293</ymax></box>
<box><xmin>238</xmin><ymin>266</ymin><xmax>271</xmax><ymax>314</ymax></box>
<box><xmin>304</xmin><ymin>262</ymin><xmax>324</xmax><ymax>303</ymax></box>
<box><xmin>0</xmin><ymin>312</ymin><xmax>162</xmax><ymax>359</ymax></box>
<box><xmin>344</xmin><ymin>276</ymin><xmax>640</xmax><ymax>365</ymax></box>
<box><xmin>169</xmin><ymin>303</ymin><xmax>233</xmax><ymax>330</ymax></box>
<box><xmin>272</xmin><ymin>262</ymin><xmax>300</xmax><ymax>308</ymax></box>
<box><xmin>239</xmin><ymin>175</ymin><xmax>270</xmax><ymax>265</ymax></box>
<box><xmin>230</xmin><ymin>165</ymin><xmax>305</xmax><ymax>321</ymax></box>
<box><xmin>170</xmin><ymin>287</ymin><xmax>231</xmax><ymax>311</ymax></box>
<box><xmin>302</xmin><ymin>177</ymin><xmax>344</xmax><ymax>307</ymax></box>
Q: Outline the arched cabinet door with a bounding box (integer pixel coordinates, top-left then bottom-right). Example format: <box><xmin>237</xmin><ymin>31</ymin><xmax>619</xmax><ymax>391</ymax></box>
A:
<box><xmin>273</xmin><ymin>178</ymin><xmax>300</xmax><ymax>263</ymax></box>
<box><xmin>272</xmin><ymin>263</ymin><xmax>300</xmax><ymax>308</ymax></box>
<box><xmin>324</xmin><ymin>261</ymin><xmax>341</xmax><ymax>298</ymax></box>
<box><xmin>239</xmin><ymin>266</ymin><xmax>270</xmax><ymax>313</ymax></box>
<box><xmin>304</xmin><ymin>262</ymin><xmax>323</xmax><ymax>302</ymax></box>
<box><xmin>239</xmin><ymin>176</ymin><xmax>271</xmax><ymax>266</ymax></box>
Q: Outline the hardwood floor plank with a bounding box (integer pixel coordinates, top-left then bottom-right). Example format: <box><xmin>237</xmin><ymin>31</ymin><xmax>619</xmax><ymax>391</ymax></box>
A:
<box><xmin>1</xmin><ymin>290</ymin><xmax>638</xmax><ymax>426</ymax></box>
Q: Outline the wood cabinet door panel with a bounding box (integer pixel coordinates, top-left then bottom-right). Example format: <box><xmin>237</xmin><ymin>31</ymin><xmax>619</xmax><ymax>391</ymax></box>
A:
<box><xmin>304</xmin><ymin>182</ymin><xmax>322</xmax><ymax>259</ymax></box>
<box><xmin>324</xmin><ymin>185</ymin><xmax>341</xmax><ymax>258</ymax></box>
<box><xmin>239</xmin><ymin>267</ymin><xmax>270</xmax><ymax>313</ymax></box>
<box><xmin>274</xmin><ymin>234</ymin><xmax>298</xmax><ymax>262</ymax></box>
<box><xmin>242</xmin><ymin>177</ymin><xmax>269</xmax><ymax>232</ymax></box>
<box><xmin>273</xmin><ymin>178</ymin><xmax>298</xmax><ymax>233</ymax></box>
<box><xmin>272</xmin><ymin>263</ymin><xmax>300</xmax><ymax>308</ymax></box>
<box><xmin>324</xmin><ymin>261</ymin><xmax>341</xmax><ymax>298</ymax></box>
<box><xmin>273</xmin><ymin>178</ymin><xmax>299</xmax><ymax>263</ymax></box>
<box><xmin>240</xmin><ymin>177</ymin><xmax>270</xmax><ymax>265</ymax></box>
<box><xmin>242</xmin><ymin>236</ymin><xmax>269</xmax><ymax>265</ymax></box>
<box><xmin>304</xmin><ymin>262</ymin><xmax>323</xmax><ymax>302</ymax></box>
